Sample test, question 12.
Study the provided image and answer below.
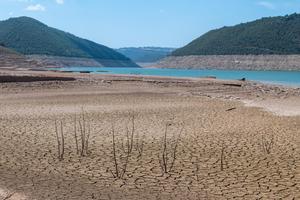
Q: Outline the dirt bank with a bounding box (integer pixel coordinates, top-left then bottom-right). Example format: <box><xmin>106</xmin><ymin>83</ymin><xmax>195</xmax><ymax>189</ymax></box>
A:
<box><xmin>153</xmin><ymin>55</ymin><xmax>300</xmax><ymax>71</ymax></box>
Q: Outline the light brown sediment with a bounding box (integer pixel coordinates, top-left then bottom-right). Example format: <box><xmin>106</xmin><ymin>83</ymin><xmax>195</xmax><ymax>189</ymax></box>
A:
<box><xmin>0</xmin><ymin>69</ymin><xmax>299</xmax><ymax>199</ymax></box>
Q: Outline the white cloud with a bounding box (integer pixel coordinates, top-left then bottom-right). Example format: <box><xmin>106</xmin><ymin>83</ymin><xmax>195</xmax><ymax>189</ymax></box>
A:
<box><xmin>56</xmin><ymin>0</ymin><xmax>64</xmax><ymax>4</ymax></box>
<box><xmin>9</xmin><ymin>11</ymin><xmax>14</xmax><ymax>16</ymax></box>
<box><xmin>257</xmin><ymin>1</ymin><xmax>276</xmax><ymax>10</ymax></box>
<box><xmin>8</xmin><ymin>0</ymin><xmax>33</xmax><ymax>2</ymax></box>
<box><xmin>26</xmin><ymin>4</ymin><xmax>46</xmax><ymax>11</ymax></box>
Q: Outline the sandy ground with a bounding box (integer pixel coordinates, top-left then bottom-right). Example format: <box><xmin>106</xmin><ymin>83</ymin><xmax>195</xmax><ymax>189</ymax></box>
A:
<box><xmin>0</xmin><ymin>70</ymin><xmax>300</xmax><ymax>199</ymax></box>
<box><xmin>243</xmin><ymin>97</ymin><xmax>300</xmax><ymax>117</ymax></box>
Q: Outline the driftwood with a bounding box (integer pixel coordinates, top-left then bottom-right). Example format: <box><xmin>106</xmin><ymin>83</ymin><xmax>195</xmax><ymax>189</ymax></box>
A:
<box><xmin>226</xmin><ymin>107</ymin><xmax>237</xmax><ymax>112</ymax></box>
<box><xmin>203</xmin><ymin>76</ymin><xmax>217</xmax><ymax>79</ymax></box>
<box><xmin>223</xmin><ymin>83</ymin><xmax>242</xmax><ymax>87</ymax></box>
<box><xmin>0</xmin><ymin>75</ymin><xmax>75</xmax><ymax>83</ymax></box>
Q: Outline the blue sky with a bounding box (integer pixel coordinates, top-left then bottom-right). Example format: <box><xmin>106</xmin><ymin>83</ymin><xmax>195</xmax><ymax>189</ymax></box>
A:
<box><xmin>0</xmin><ymin>0</ymin><xmax>300</xmax><ymax>48</ymax></box>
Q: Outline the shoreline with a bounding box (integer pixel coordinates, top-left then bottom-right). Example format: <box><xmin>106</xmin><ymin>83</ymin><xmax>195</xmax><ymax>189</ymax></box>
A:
<box><xmin>0</xmin><ymin>68</ymin><xmax>299</xmax><ymax>117</ymax></box>
<box><xmin>44</xmin><ymin>66</ymin><xmax>300</xmax><ymax>88</ymax></box>
<box><xmin>153</xmin><ymin>55</ymin><xmax>300</xmax><ymax>71</ymax></box>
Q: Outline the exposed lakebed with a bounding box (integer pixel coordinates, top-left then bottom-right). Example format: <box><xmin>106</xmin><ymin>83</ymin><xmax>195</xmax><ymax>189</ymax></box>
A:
<box><xmin>51</xmin><ymin>67</ymin><xmax>300</xmax><ymax>86</ymax></box>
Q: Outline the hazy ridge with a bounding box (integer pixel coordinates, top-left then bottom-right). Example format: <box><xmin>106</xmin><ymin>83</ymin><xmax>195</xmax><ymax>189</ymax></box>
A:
<box><xmin>117</xmin><ymin>47</ymin><xmax>175</xmax><ymax>63</ymax></box>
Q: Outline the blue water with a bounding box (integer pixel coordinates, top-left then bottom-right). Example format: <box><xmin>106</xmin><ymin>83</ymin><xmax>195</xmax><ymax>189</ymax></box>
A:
<box><xmin>52</xmin><ymin>67</ymin><xmax>300</xmax><ymax>87</ymax></box>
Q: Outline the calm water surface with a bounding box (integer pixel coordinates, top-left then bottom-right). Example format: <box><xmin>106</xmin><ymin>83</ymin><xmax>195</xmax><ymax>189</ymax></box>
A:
<box><xmin>52</xmin><ymin>67</ymin><xmax>300</xmax><ymax>87</ymax></box>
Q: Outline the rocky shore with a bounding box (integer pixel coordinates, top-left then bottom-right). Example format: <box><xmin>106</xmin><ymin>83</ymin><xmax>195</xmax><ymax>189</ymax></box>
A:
<box><xmin>27</xmin><ymin>55</ymin><xmax>140</xmax><ymax>68</ymax></box>
<box><xmin>153</xmin><ymin>55</ymin><xmax>300</xmax><ymax>71</ymax></box>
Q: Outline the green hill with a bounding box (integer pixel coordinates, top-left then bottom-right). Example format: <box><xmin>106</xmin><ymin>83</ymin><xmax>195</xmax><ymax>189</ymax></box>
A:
<box><xmin>117</xmin><ymin>47</ymin><xmax>175</xmax><ymax>63</ymax></box>
<box><xmin>173</xmin><ymin>13</ymin><xmax>300</xmax><ymax>56</ymax></box>
<box><xmin>0</xmin><ymin>17</ymin><xmax>139</xmax><ymax>67</ymax></box>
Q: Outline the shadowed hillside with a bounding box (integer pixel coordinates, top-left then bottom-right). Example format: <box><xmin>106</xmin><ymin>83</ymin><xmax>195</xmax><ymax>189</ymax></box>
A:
<box><xmin>0</xmin><ymin>17</ymin><xmax>139</xmax><ymax>68</ymax></box>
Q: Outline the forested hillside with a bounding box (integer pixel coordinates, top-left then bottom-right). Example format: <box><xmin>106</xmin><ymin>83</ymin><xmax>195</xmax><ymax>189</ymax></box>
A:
<box><xmin>173</xmin><ymin>13</ymin><xmax>300</xmax><ymax>56</ymax></box>
<box><xmin>0</xmin><ymin>17</ymin><xmax>139</xmax><ymax>67</ymax></box>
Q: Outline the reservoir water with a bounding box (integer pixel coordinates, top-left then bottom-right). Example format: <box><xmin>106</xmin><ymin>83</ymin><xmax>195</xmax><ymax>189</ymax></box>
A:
<box><xmin>52</xmin><ymin>67</ymin><xmax>300</xmax><ymax>87</ymax></box>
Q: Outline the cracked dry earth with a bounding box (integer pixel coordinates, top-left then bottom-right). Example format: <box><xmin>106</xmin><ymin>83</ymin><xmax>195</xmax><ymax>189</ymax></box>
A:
<box><xmin>0</xmin><ymin>80</ymin><xmax>299</xmax><ymax>200</ymax></box>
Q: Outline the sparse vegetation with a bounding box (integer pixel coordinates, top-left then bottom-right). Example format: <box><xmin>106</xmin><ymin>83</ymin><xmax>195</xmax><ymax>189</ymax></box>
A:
<box><xmin>110</xmin><ymin>125</ymin><xmax>130</xmax><ymax>179</ymax></box>
<box><xmin>158</xmin><ymin>122</ymin><xmax>184</xmax><ymax>174</ymax></box>
<box><xmin>1</xmin><ymin>79</ymin><xmax>298</xmax><ymax>199</ymax></box>
<box><xmin>260</xmin><ymin>134</ymin><xmax>274</xmax><ymax>154</ymax></box>
<box><xmin>77</xmin><ymin>110</ymin><xmax>91</xmax><ymax>157</ymax></box>
<box><xmin>220</xmin><ymin>143</ymin><xmax>225</xmax><ymax>171</ymax></box>
<box><xmin>55</xmin><ymin>120</ymin><xmax>65</xmax><ymax>161</ymax></box>
<box><xmin>74</xmin><ymin>115</ymin><xmax>79</xmax><ymax>155</ymax></box>
<box><xmin>110</xmin><ymin>114</ymin><xmax>136</xmax><ymax>179</ymax></box>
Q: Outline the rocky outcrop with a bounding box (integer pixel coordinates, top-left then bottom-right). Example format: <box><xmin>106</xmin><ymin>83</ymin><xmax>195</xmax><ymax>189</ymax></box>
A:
<box><xmin>153</xmin><ymin>55</ymin><xmax>300</xmax><ymax>71</ymax></box>
<box><xmin>0</xmin><ymin>46</ymin><xmax>41</xmax><ymax>69</ymax></box>
<box><xmin>27</xmin><ymin>55</ymin><xmax>104</xmax><ymax>68</ymax></box>
<box><xmin>27</xmin><ymin>55</ymin><xmax>140</xmax><ymax>68</ymax></box>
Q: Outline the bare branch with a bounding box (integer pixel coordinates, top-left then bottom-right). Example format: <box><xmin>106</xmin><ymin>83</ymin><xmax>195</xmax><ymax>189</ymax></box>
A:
<box><xmin>74</xmin><ymin>114</ymin><xmax>79</xmax><ymax>154</ymax></box>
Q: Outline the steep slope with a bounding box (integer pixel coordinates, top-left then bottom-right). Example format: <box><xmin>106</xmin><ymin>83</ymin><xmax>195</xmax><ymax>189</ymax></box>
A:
<box><xmin>117</xmin><ymin>47</ymin><xmax>175</xmax><ymax>63</ymax></box>
<box><xmin>173</xmin><ymin>13</ymin><xmax>300</xmax><ymax>56</ymax></box>
<box><xmin>0</xmin><ymin>45</ymin><xmax>41</xmax><ymax>69</ymax></box>
<box><xmin>0</xmin><ymin>17</ymin><xmax>139</xmax><ymax>67</ymax></box>
<box><xmin>0</xmin><ymin>45</ymin><xmax>20</xmax><ymax>55</ymax></box>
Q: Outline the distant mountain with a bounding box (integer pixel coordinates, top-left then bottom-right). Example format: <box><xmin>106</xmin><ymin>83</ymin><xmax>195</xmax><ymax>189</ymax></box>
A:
<box><xmin>0</xmin><ymin>17</ymin><xmax>139</xmax><ymax>68</ymax></box>
<box><xmin>117</xmin><ymin>47</ymin><xmax>175</xmax><ymax>63</ymax></box>
<box><xmin>173</xmin><ymin>13</ymin><xmax>300</xmax><ymax>56</ymax></box>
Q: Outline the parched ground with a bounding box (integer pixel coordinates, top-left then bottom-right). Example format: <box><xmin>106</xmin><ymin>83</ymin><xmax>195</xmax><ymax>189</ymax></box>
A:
<box><xmin>0</xmin><ymin>74</ymin><xmax>299</xmax><ymax>199</ymax></box>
